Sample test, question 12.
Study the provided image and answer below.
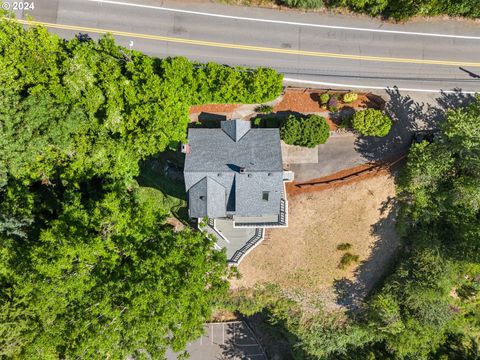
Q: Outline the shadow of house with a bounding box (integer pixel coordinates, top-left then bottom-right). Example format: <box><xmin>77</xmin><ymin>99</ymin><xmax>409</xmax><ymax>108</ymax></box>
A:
<box><xmin>334</xmin><ymin>195</ymin><xmax>402</xmax><ymax>314</ymax></box>
<box><xmin>198</xmin><ymin>112</ymin><xmax>227</xmax><ymax>128</ymax></box>
<box><xmin>193</xmin><ymin>112</ymin><xmax>226</xmax><ymax>128</ymax></box>
<box><xmin>137</xmin><ymin>154</ymin><xmax>189</xmax><ymax>222</ymax></box>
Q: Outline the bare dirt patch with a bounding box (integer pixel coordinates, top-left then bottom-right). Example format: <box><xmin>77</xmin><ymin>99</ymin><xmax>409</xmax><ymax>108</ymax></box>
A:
<box><xmin>231</xmin><ymin>173</ymin><xmax>401</xmax><ymax>309</ymax></box>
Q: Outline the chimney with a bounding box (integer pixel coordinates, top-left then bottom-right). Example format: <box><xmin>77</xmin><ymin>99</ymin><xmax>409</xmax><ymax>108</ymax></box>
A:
<box><xmin>239</xmin><ymin>167</ymin><xmax>246</xmax><ymax>174</ymax></box>
<box><xmin>181</xmin><ymin>143</ymin><xmax>191</xmax><ymax>154</ymax></box>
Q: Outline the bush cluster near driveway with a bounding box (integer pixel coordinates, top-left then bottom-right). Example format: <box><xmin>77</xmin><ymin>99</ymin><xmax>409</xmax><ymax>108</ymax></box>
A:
<box><xmin>352</xmin><ymin>108</ymin><xmax>392</xmax><ymax>137</ymax></box>
<box><xmin>281</xmin><ymin>114</ymin><xmax>330</xmax><ymax>147</ymax></box>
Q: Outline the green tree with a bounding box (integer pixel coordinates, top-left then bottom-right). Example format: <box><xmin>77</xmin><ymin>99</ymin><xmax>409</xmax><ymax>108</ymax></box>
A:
<box><xmin>361</xmin><ymin>95</ymin><xmax>480</xmax><ymax>358</ymax></box>
<box><xmin>352</xmin><ymin>109</ymin><xmax>392</xmax><ymax>137</ymax></box>
<box><xmin>0</xmin><ymin>189</ymin><xmax>228</xmax><ymax>358</ymax></box>
<box><xmin>281</xmin><ymin>114</ymin><xmax>330</xmax><ymax>147</ymax></box>
<box><xmin>0</xmin><ymin>18</ymin><xmax>283</xmax><ymax>358</ymax></box>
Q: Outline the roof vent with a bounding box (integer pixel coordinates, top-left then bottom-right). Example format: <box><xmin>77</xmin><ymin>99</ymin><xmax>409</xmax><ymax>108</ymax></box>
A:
<box><xmin>239</xmin><ymin>167</ymin><xmax>246</xmax><ymax>174</ymax></box>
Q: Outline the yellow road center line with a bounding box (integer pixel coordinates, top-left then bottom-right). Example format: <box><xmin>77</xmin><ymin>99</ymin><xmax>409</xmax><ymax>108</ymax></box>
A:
<box><xmin>8</xmin><ymin>18</ymin><xmax>480</xmax><ymax>67</ymax></box>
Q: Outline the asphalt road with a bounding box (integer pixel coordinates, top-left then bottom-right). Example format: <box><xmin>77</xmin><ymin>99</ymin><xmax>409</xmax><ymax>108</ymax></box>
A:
<box><xmin>7</xmin><ymin>0</ymin><xmax>480</xmax><ymax>92</ymax></box>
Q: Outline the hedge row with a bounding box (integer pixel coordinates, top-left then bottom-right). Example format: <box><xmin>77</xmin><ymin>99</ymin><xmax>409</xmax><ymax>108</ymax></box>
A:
<box><xmin>278</xmin><ymin>0</ymin><xmax>480</xmax><ymax>21</ymax></box>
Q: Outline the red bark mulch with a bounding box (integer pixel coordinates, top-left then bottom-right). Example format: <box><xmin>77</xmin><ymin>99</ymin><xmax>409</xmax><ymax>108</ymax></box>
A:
<box><xmin>273</xmin><ymin>88</ymin><xmax>370</xmax><ymax>113</ymax></box>
<box><xmin>189</xmin><ymin>103</ymin><xmax>241</xmax><ymax>115</ymax></box>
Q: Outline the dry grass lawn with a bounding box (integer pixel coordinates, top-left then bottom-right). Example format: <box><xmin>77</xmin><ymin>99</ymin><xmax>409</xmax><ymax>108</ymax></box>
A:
<box><xmin>230</xmin><ymin>173</ymin><xmax>401</xmax><ymax>309</ymax></box>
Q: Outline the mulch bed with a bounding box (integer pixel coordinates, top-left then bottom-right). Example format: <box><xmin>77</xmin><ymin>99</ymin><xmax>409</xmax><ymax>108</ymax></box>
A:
<box><xmin>273</xmin><ymin>88</ymin><xmax>374</xmax><ymax>113</ymax></box>
<box><xmin>189</xmin><ymin>103</ymin><xmax>241</xmax><ymax>115</ymax></box>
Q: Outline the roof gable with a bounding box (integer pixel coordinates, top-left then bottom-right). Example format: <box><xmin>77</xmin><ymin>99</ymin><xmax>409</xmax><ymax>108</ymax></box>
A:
<box><xmin>221</xmin><ymin>119</ymin><xmax>251</xmax><ymax>142</ymax></box>
<box><xmin>188</xmin><ymin>176</ymin><xmax>227</xmax><ymax>218</ymax></box>
<box><xmin>184</xmin><ymin>120</ymin><xmax>284</xmax><ymax>218</ymax></box>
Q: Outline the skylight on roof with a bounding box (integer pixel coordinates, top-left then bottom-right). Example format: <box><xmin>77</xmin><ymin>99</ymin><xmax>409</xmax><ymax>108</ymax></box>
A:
<box><xmin>262</xmin><ymin>191</ymin><xmax>269</xmax><ymax>201</ymax></box>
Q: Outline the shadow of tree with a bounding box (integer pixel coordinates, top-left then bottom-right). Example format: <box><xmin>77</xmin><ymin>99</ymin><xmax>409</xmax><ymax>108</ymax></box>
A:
<box><xmin>137</xmin><ymin>154</ymin><xmax>189</xmax><ymax>222</ymax></box>
<box><xmin>250</xmin><ymin>111</ymin><xmax>305</xmax><ymax>129</ymax></box>
<box><xmin>310</xmin><ymin>92</ymin><xmax>320</xmax><ymax>103</ymax></box>
<box><xmin>332</xmin><ymin>89</ymin><xmax>477</xmax><ymax>313</ymax></box>
<box><xmin>365</xmin><ymin>93</ymin><xmax>386</xmax><ymax>110</ymax></box>
<box><xmin>218</xmin><ymin>320</ymin><xmax>277</xmax><ymax>360</ymax></box>
<box><xmin>334</xmin><ymin>194</ymin><xmax>402</xmax><ymax>314</ymax></box>
<box><xmin>354</xmin><ymin>88</ymin><xmax>445</xmax><ymax>162</ymax></box>
<box><xmin>243</xmin><ymin>313</ymin><xmax>300</xmax><ymax>360</ymax></box>
<box><xmin>436</xmin><ymin>88</ymin><xmax>476</xmax><ymax>111</ymax></box>
<box><xmin>218</xmin><ymin>323</ymin><xmax>245</xmax><ymax>360</ymax></box>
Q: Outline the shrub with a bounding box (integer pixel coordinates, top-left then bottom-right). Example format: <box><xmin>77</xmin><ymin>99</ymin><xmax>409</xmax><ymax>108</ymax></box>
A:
<box><xmin>189</xmin><ymin>62</ymin><xmax>283</xmax><ymax>105</ymax></box>
<box><xmin>343</xmin><ymin>92</ymin><xmax>358</xmax><ymax>103</ymax></box>
<box><xmin>265</xmin><ymin>117</ymin><xmax>283</xmax><ymax>128</ymax></box>
<box><xmin>328</xmin><ymin>96</ymin><xmax>339</xmax><ymax>112</ymax></box>
<box><xmin>280</xmin><ymin>0</ymin><xmax>324</xmax><ymax>9</ymax></box>
<box><xmin>338</xmin><ymin>252</ymin><xmax>360</xmax><ymax>269</ymax></box>
<box><xmin>281</xmin><ymin>115</ymin><xmax>303</xmax><ymax>144</ymax></box>
<box><xmin>255</xmin><ymin>104</ymin><xmax>273</xmax><ymax>114</ymax></box>
<box><xmin>280</xmin><ymin>0</ymin><xmax>480</xmax><ymax>20</ymax></box>
<box><xmin>252</xmin><ymin>116</ymin><xmax>283</xmax><ymax>128</ymax></box>
<box><xmin>352</xmin><ymin>109</ymin><xmax>392</xmax><ymax>137</ymax></box>
<box><xmin>281</xmin><ymin>114</ymin><xmax>330</xmax><ymax>148</ymax></box>
<box><xmin>320</xmin><ymin>93</ymin><xmax>330</xmax><ymax>106</ymax></box>
<box><xmin>338</xmin><ymin>108</ymin><xmax>355</xmax><ymax>129</ymax></box>
<box><xmin>337</xmin><ymin>243</ymin><xmax>352</xmax><ymax>251</ymax></box>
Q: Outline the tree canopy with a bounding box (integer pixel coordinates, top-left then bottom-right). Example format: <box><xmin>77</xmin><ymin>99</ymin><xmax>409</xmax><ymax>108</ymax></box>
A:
<box><xmin>0</xmin><ymin>18</ymin><xmax>283</xmax><ymax>358</ymax></box>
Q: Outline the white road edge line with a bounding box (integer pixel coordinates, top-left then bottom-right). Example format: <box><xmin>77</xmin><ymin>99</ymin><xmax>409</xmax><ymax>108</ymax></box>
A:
<box><xmin>88</xmin><ymin>0</ymin><xmax>480</xmax><ymax>40</ymax></box>
<box><xmin>283</xmin><ymin>78</ymin><xmax>479</xmax><ymax>94</ymax></box>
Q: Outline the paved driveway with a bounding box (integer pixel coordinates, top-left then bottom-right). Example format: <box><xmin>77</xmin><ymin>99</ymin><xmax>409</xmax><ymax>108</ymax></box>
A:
<box><xmin>167</xmin><ymin>321</ymin><xmax>266</xmax><ymax>360</ymax></box>
<box><xmin>284</xmin><ymin>134</ymin><xmax>365</xmax><ymax>181</ymax></box>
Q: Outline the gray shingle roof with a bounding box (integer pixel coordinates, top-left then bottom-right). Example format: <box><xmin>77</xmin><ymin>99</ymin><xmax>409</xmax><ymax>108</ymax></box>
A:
<box><xmin>184</xmin><ymin>120</ymin><xmax>283</xmax><ymax>218</ymax></box>
<box><xmin>221</xmin><ymin>119</ymin><xmax>251</xmax><ymax>142</ymax></box>
<box><xmin>188</xmin><ymin>176</ymin><xmax>227</xmax><ymax>218</ymax></box>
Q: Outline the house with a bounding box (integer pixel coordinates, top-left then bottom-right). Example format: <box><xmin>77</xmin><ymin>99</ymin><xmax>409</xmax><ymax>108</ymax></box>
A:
<box><xmin>184</xmin><ymin>119</ymin><xmax>293</xmax><ymax>264</ymax></box>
